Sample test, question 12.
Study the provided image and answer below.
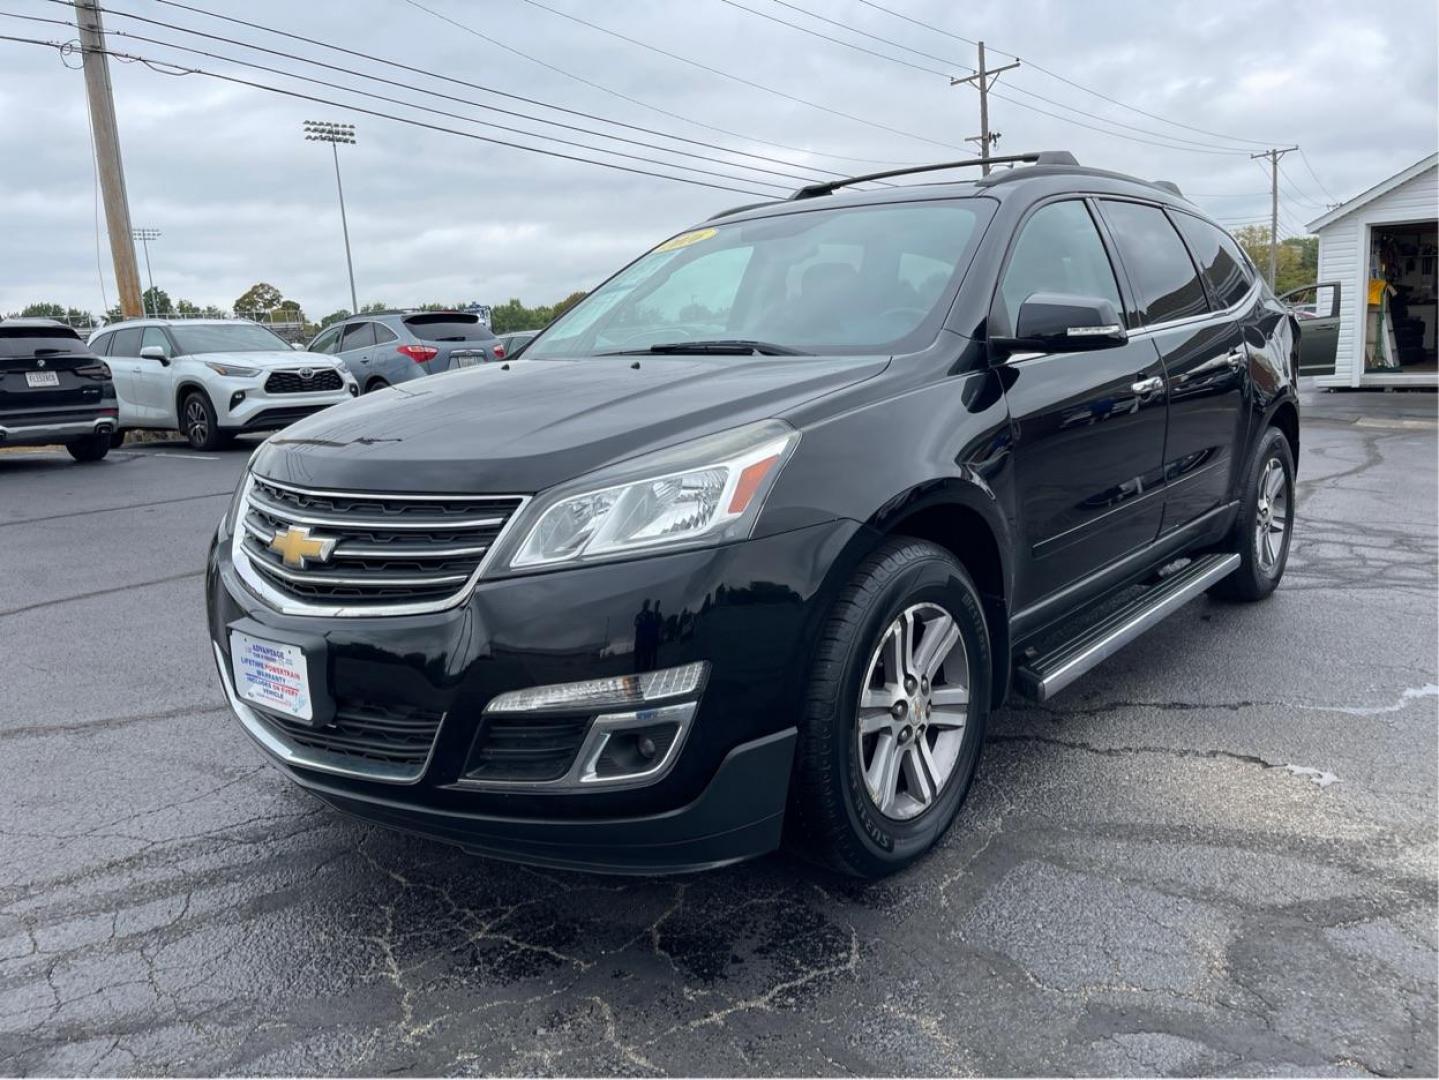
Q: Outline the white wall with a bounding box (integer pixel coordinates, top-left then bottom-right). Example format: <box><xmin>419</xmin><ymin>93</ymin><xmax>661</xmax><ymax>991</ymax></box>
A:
<box><xmin>1315</xmin><ymin>164</ymin><xmax>1437</xmax><ymax>386</ymax></box>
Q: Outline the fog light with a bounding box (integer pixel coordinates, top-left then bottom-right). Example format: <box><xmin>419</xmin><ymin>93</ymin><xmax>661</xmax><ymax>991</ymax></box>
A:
<box><xmin>484</xmin><ymin>661</ymin><xmax>708</xmax><ymax>714</ymax></box>
<box><xmin>229</xmin><ymin>390</ymin><xmax>246</xmax><ymax>410</ymax></box>
<box><xmin>348</xmin><ymin>384</ymin><xmax>359</xmax><ymax>396</ymax></box>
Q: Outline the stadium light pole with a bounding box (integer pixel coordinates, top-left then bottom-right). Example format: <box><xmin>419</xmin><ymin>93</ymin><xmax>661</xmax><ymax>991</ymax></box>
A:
<box><xmin>131</xmin><ymin>227</ymin><xmax>161</xmax><ymax>314</ymax></box>
<box><xmin>303</xmin><ymin>120</ymin><xmax>359</xmax><ymax>313</ymax></box>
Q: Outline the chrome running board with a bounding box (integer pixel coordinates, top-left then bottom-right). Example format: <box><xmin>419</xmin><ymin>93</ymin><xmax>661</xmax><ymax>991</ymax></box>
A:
<box><xmin>1014</xmin><ymin>553</ymin><xmax>1240</xmax><ymax>702</ymax></box>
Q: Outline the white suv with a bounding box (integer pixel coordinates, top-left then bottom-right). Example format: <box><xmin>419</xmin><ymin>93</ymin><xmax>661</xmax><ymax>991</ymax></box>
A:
<box><xmin>88</xmin><ymin>319</ymin><xmax>358</xmax><ymax>450</ymax></box>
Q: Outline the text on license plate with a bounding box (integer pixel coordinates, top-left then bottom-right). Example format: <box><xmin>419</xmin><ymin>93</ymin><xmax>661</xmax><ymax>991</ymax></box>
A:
<box><xmin>230</xmin><ymin>630</ymin><xmax>312</xmax><ymax>721</ymax></box>
<box><xmin>26</xmin><ymin>371</ymin><xmax>60</xmax><ymax>388</ymax></box>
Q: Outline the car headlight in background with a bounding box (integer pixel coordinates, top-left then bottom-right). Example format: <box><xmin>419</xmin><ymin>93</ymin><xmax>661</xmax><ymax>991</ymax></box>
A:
<box><xmin>204</xmin><ymin>361</ymin><xmax>261</xmax><ymax>378</ymax></box>
<box><xmin>501</xmin><ymin>420</ymin><xmax>799</xmax><ymax>571</ymax></box>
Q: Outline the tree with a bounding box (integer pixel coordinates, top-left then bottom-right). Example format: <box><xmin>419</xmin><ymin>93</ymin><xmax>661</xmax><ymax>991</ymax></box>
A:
<box><xmin>358</xmin><ymin>301</ymin><xmax>389</xmax><ymax>314</ymax></box>
<box><xmin>175</xmin><ymin>299</ymin><xmax>201</xmax><ymax>316</ymax></box>
<box><xmin>318</xmin><ymin>309</ymin><xmax>351</xmax><ymax>329</ymax></box>
<box><xmin>18</xmin><ymin>302</ymin><xmax>66</xmax><ymax>318</ymax></box>
<box><xmin>551</xmin><ymin>290</ymin><xmax>587</xmax><ymax>319</ymax></box>
<box><xmin>142</xmin><ymin>286</ymin><xmax>172</xmax><ymax>315</ymax></box>
<box><xmin>276</xmin><ymin>298</ymin><xmax>306</xmax><ymax>323</ymax></box>
<box><xmin>1232</xmin><ymin>225</ymin><xmax>1318</xmax><ymax>295</ymax></box>
<box><xmin>233</xmin><ymin>282</ymin><xmax>283</xmax><ymax>314</ymax></box>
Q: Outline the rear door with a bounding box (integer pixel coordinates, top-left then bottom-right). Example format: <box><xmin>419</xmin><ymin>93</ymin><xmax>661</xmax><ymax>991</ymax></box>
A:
<box><xmin>103</xmin><ymin>326</ymin><xmax>146</xmax><ymax>422</ymax></box>
<box><xmin>1279</xmin><ymin>281</ymin><xmax>1341</xmax><ymax>376</ymax></box>
<box><xmin>995</xmin><ymin>198</ymin><xmax>1170</xmax><ymax>607</ymax></box>
<box><xmin>336</xmin><ymin>321</ymin><xmax>377</xmax><ymax>383</ymax></box>
<box><xmin>0</xmin><ymin>324</ymin><xmax>106</xmax><ymax>424</ymax></box>
<box><xmin>1100</xmin><ymin>201</ymin><xmax>1250</xmax><ymax>532</ymax></box>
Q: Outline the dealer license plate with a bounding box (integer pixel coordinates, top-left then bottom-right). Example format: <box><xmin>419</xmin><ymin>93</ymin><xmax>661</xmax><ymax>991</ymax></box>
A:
<box><xmin>230</xmin><ymin>630</ymin><xmax>313</xmax><ymax>721</ymax></box>
<box><xmin>26</xmin><ymin>371</ymin><xmax>59</xmax><ymax>388</ymax></box>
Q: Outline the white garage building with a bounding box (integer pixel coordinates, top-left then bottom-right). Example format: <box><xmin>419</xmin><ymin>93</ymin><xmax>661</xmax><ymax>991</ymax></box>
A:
<box><xmin>1308</xmin><ymin>152</ymin><xmax>1437</xmax><ymax>388</ymax></box>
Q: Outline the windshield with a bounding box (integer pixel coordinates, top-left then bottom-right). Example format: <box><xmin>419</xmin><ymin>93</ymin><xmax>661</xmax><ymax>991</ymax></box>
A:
<box><xmin>169</xmin><ymin>323</ymin><xmax>291</xmax><ymax>355</ymax></box>
<box><xmin>528</xmin><ymin>200</ymin><xmax>986</xmax><ymax>358</ymax></box>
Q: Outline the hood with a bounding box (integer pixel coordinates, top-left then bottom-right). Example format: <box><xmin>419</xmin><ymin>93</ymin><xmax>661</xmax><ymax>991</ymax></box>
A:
<box><xmin>187</xmin><ymin>350</ymin><xmax>340</xmax><ymax>371</ymax></box>
<box><xmin>251</xmin><ymin>354</ymin><xmax>888</xmax><ymax>494</ymax></box>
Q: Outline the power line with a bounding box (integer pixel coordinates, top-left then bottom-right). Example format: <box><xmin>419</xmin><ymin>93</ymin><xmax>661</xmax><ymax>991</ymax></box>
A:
<box><xmin>512</xmin><ymin>0</ymin><xmax>967</xmax><ymax>153</ymax></box>
<box><xmin>16</xmin><ymin>8</ymin><xmax>806</xmax><ymax>193</ymax></box>
<box><xmin>1</xmin><ymin>30</ymin><xmax>779</xmax><ymax>199</ymax></box>
<box><xmin>851</xmin><ymin>0</ymin><xmax>1281</xmax><ymax>149</ymax></box>
<box><xmin>1297</xmin><ymin>148</ymin><xmax>1341</xmax><ymax>205</ymax></box>
<box><xmin>738</xmin><ymin>0</ymin><xmax>1257</xmax><ymax>154</ymax></box>
<box><xmin>1277</xmin><ymin>160</ymin><xmax>1326</xmax><ymax>209</ymax></box>
<box><xmin>397</xmin><ymin>0</ymin><xmax>903</xmax><ymax>170</ymax></box>
<box><xmin>134</xmin><ymin>0</ymin><xmax>857</xmax><ymax>181</ymax></box>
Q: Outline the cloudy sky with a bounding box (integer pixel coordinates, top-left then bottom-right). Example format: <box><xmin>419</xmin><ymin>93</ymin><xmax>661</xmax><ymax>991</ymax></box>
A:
<box><xmin>1</xmin><ymin>0</ymin><xmax>1435</xmax><ymax>319</ymax></box>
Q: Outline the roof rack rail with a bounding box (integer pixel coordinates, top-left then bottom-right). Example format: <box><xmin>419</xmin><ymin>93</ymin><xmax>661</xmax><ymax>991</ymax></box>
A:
<box><xmin>707</xmin><ymin>200</ymin><xmax>778</xmax><ymax>221</ymax></box>
<box><xmin>1150</xmin><ymin>180</ymin><xmax>1183</xmax><ymax>197</ymax></box>
<box><xmin>789</xmin><ymin>151</ymin><xmax>1078</xmax><ymax>200</ymax></box>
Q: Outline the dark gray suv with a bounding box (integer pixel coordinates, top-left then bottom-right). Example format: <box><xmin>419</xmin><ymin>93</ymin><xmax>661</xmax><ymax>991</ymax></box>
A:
<box><xmin>306</xmin><ymin>311</ymin><xmax>505</xmax><ymax>393</ymax></box>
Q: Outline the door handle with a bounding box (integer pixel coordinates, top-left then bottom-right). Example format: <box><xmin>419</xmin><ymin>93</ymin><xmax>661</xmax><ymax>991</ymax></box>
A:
<box><xmin>1131</xmin><ymin>375</ymin><xmax>1164</xmax><ymax>397</ymax></box>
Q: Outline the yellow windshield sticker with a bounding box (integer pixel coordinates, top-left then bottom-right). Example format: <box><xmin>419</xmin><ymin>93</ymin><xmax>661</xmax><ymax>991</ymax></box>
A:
<box><xmin>655</xmin><ymin>227</ymin><xmax>716</xmax><ymax>253</ymax></box>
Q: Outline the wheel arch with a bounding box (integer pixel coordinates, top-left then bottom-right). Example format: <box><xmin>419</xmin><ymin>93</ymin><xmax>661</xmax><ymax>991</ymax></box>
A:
<box><xmin>1267</xmin><ymin>397</ymin><xmax>1300</xmax><ymax>465</ymax></box>
<box><xmin>174</xmin><ymin>379</ymin><xmax>212</xmax><ymax>425</ymax></box>
<box><xmin>864</xmin><ymin>478</ymin><xmax>1014</xmax><ymax>708</ymax></box>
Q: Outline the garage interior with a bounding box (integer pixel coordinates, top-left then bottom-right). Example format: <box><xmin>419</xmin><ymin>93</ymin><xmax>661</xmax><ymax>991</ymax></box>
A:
<box><xmin>1368</xmin><ymin>221</ymin><xmax>1438</xmax><ymax>373</ymax></box>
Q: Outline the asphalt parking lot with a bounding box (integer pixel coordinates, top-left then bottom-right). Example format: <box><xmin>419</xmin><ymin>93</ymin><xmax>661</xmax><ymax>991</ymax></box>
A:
<box><xmin>1</xmin><ymin>392</ymin><xmax>1435</xmax><ymax>1076</ymax></box>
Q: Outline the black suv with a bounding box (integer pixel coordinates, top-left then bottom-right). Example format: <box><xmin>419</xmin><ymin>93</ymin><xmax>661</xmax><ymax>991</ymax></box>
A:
<box><xmin>206</xmin><ymin>152</ymin><xmax>1299</xmax><ymax>878</ymax></box>
<box><xmin>0</xmin><ymin>319</ymin><xmax>117</xmax><ymax>461</ymax></box>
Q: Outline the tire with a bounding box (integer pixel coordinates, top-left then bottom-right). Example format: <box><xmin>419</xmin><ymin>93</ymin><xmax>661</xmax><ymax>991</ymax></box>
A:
<box><xmin>1209</xmin><ymin>425</ymin><xmax>1295</xmax><ymax>602</ymax></box>
<box><xmin>65</xmin><ymin>434</ymin><xmax>111</xmax><ymax>463</ymax></box>
<box><xmin>180</xmin><ymin>390</ymin><xmax>224</xmax><ymax>451</ymax></box>
<box><xmin>365</xmin><ymin>378</ymin><xmax>390</xmax><ymax>394</ymax></box>
<box><xmin>109</xmin><ymin>429</ymin><xmax>126</xmax><ymax>449</ymax></box>
<box><xmin>788</xmin><ymin>538</ymin><xmax>991</xmax><ymax>879</ymax></box>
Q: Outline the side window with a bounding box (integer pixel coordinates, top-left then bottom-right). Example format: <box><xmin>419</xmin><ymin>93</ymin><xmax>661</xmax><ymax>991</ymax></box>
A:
<box><xmin>91</xmin><ymin>332</ymin><xmax>113</xmax><ymax>355</ymax></box>
<box><xmin>372</xmin><ymin>323</ymin><xmax>398</xmax><ymax>345</ymax></box>
<box><xmin>1099</xmin><ymin>200</ymin><xmax>1209</xmax><ymax>324</ymax></box>
<box><xmin>309</xmin><ymin>326</ymin><xmax>342</xmax><ymax>354</ymax></box>
<box><xmin>340</xmin><ymin>322</ymin><xmax>376</xmax><ymax>351</ymax></box>
<box><xmin>999</xmin><ymin>200</ymin><xmax>1123</xmax><ymax>329</ymax></box>
<box><xmin>140</xmin><ymin>326</ymin><xmax>172</xmax><ymax>357</ymax></box>
<box><xmin>109</xmin><ymin>327</ymin><xmax>143</xmax><ymax>357</ymax></box>
<box><xmin>1172</xmin><ymin>213</ymin><xmax>1254</xmax><ymax>309</ymax></box>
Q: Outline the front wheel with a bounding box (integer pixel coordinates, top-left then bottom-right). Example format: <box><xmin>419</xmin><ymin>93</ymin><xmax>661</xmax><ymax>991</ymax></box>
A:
<box><xmin>1210</xmin><ymin>426</ymin><xmax>1295</xmax><ymax>601</ymax></box>
<box><xmin>788</xmin><ymin>538</ymin><xmax>991</xmax><ymax>879</ymax></box>
<box><xmin>180</xmin><ymin>391</ymin><xmax>227</xmax><ymax>451</ymax></box>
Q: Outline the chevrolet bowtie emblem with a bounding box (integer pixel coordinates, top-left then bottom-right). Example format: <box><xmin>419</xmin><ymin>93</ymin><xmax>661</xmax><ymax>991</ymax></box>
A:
<box><xmin>268</xmin><ymin>525</ymin><xmax>338</xmax><ymax>569</ymax></box>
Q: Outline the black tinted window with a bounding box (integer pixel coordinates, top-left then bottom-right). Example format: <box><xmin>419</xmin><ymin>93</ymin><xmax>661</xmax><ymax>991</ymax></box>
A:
<box><xmin>91</xmin><ymin>332</ymin><xmax>113</xmax><ymax>355</ymax></box>
<box><xmin>373</xmin><ymin>323</ymin><xmax>398</xmax><ymax>344</ymax></box>
<box><xmin>1173</xmin><ymin>213</ymin><xmax>1254</xmax><ymax>309</ymax></box>
<box><xmin>0</xmin><ymin>327</ymin><xmax>86</xmax><ymax>358</ymax></box>
<box><xmin>402</xmin><ymin>314</ymin><xmax>493</xmax><ymax>341</ymax></box>
<box><xmin>1099</xmin><ymin>201</ymin><xmax>1209</xmax><ymax>324</ymax></box>
<box><xmin>109</xmin><ymin>328</ymin><xmax>143</xmax><ymax>357</ymax></box>
<box><xmin>1000</xmin><ymin>200</ymin><xmax>1122</xmax><ymax>330</ymax></box>
<box><xmin>340</xmin><ymin>322</ymin><xmax>376</xmax><ymax>350</ymax></box>
<box><xmin>308</xmin><ymin>326</ymin><xmax>342</xmax><ymax>354</ymax></box>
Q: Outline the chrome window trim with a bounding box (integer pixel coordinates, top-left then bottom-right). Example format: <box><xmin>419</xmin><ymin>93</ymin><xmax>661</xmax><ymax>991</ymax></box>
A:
<box><xmin>212</xmin><ymin>642</ymin><xmax>440</xmax><ymax>784</ymax></box>
<box><xmin>451</xmin><ymin>701</ymin><xmax>698</xmax><ymax>793</ymax></box>
<box><xmin>231</xmin><ymin>474</ymin><xmax>530</xmax><ymax>617</ymax></box>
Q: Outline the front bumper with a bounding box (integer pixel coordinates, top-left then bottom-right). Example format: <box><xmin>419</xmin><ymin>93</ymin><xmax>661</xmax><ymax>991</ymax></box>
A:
<box><xmin>207</xmin><ymin>517</ymin><xmax>861</xmax><ymax>872</ymax></box>
<box><xmin>219</xmin><ymin>379</ymin><xmax>356</xmax><ymax>432</ymax></box>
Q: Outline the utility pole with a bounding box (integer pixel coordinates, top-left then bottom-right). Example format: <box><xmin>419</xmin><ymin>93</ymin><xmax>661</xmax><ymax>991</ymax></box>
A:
<box><xmin>1251</xmin><ymin>145</ymin><xmax>1300</xmax><ymax>287</ymax></box>
<box><xmin>132</xmin><ymin>227</ymin><xmax>160</xmax><ymax>313</ymax></box>
<box><xmin>303</xmin><ymin>120</ymin><xmax>359</xmax><ymax>314</ymax></box>
<box><xmin>951</xmin><ymin>42</ymin><xmax>1020</xmax><ymax>175</ymax></box>
<box><xmin>74</xmin><ymin>0</ymin><xmax>143</xmax><ymax>318</ymax></box>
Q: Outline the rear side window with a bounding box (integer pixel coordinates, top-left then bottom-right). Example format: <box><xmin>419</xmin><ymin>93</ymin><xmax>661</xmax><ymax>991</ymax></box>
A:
<box><xmin>109</xmin><ymin>327</ymin><xmax>143</xmax><ymax>357</ymax></box>
<box><xmin>373</xmin><ymin>323</ymin><xmax>398</xmax><ymax>345</ymax></box>
<box><xmin>0</xmin><ymin>326</ymin><xmax>86</xmax><ymax>358</ymax></box>
<box><xmin>1099</xmin><ymin>200</ymin><xmax>1209</xmax><ymax>324</ymax></box>
<box><xmin>340</xmin><ymin>322</ymin><xmax>376</xmax><ymax>350</ymax></box>
<box><xmin>999</xmin><ymin>200</ymin><xmax>1122</xmax><ymax>330</ymax></box>
<box><xmin>401</xmin><ymin>314</ymin><xmax>493</xmax><ymax>341</ymax></box>
<box><xmin>1172</xmin><ymin>213</ymin><xmax>1255</xmax><ymax>309</ymax></box>
<box><xmin>91</xmin><ymin>332</ymin><xmax>113</xmax><ymax>355</ymax></box>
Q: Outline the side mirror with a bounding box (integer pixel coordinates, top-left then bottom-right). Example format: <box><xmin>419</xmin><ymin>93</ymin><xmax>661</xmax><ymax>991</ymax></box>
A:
<box><xmin>992</xmin><ymin>293</ymin><xmax>1127</xmax><ymax>355</ymax></box>
<box><xmin>138</xmin><ymin>345</ymin><xmax>170</xmax><ymax>365</ymax></box>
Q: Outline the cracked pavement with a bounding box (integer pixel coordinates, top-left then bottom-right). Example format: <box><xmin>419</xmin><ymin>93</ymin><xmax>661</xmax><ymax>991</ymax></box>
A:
<box><xmin>1</xmin><ymin>389</ymin><xmax>1435</xmax><ymax>1075</ymax></box>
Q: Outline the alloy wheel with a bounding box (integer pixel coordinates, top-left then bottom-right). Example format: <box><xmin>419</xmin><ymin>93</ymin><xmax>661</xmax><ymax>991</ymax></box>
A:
<box><xmin>1254</xmin><ymin>456</ymin><xmax>1289</xmax><ymax>573</ymax></box>
<box><xmin>856</xmin><ymin>602</ymin><xmax>969</xmax><ymax>821</ymax></box>
<box><xmin>185</xmin><ymin>399</ymin><xmax>208</xmax><ymax>447</ymax></box>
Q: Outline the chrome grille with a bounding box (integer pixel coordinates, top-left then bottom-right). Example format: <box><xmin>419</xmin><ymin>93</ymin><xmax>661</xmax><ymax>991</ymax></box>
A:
<box><xmin>233</xmin><ymin>474</ymin><xmax>527</xmax><ymax>615</ymax></box>
<box><xmin>266</xmin><ymin>368</ymin><xmax>343</xmax><ymax>394</ymax></box>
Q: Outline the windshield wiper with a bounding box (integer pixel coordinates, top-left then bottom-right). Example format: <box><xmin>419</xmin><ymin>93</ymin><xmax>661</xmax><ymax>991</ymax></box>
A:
<box><xmin>633</xmin><ymin>339</ymin><xmax>810</xmax><ymax>356</ymax></box>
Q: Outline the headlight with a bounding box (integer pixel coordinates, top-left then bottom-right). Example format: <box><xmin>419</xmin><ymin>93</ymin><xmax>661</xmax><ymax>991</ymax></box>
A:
<box><xmin>204</xmin><ymin>361</ymin><xmax>260</xmax><ymax>377</ymax></box>
<box><xmin>500</xmin><ymin>420</ymin><xmax>799</xmax><ymax>571</ymax></box>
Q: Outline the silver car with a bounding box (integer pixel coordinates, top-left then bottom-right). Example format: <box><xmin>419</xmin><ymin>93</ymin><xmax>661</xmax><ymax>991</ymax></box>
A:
<box><xmin>307</xmin><ymin>311</ymin><xmax>506</xmax><ymax>393</ymax></box>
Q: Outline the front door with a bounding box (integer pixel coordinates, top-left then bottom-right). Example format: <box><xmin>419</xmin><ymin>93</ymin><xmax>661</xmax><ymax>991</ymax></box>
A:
<box><xmin>336</xmin><ymin>321</ymin><xmax>377</xmax><ymax>384</ymax></box>
<box><xmin>1279</xmin><ymin>281</ymin><xmax>1340</xmax><ymax>377</ymax></box>
<box><xmin>136</xmin><ymin>326</ymin><xmax>176</xmax><ymax>420</ymax></box>
<box><xmin>995</xmin><ymin>198</ymin><xmax>1169</xmax><ymax>607</ymax></box>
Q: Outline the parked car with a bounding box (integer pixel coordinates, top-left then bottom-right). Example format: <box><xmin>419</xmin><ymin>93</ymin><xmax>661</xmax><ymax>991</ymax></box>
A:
<box><xmin>89</xmin><ymin>319</ymin><xmax>358</xmax><ymax>451</ymax></box>
<box><xmin>0</xmin><ymin>319</ymin><xmax>118</xmax><ymax>461</ymax></box>
<box><xmin>207</xmin><ymin>151</ymin><xmax>1299</xmax><ymax>878</ymax></box>
<box><xmin>1279</xmin><ymin>281</ymin><xmax>1341</xmax><ymax>376</ymax></box>
<box><xmin>495</xmin><ymin>329</ymin><xmax>539</xmax><ymax>359</ymax></box>
<box><xmin>307</xmin><ymin>311</ymin><xmax>506</xmax><ymax>393</ymax></box>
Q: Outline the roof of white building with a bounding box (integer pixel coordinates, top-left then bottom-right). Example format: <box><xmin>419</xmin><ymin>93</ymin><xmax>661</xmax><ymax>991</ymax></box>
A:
<box><xmin>1306</xmin><ymin>152</ymin><xmax>1438</xmax><ymax>232</ymax></box>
